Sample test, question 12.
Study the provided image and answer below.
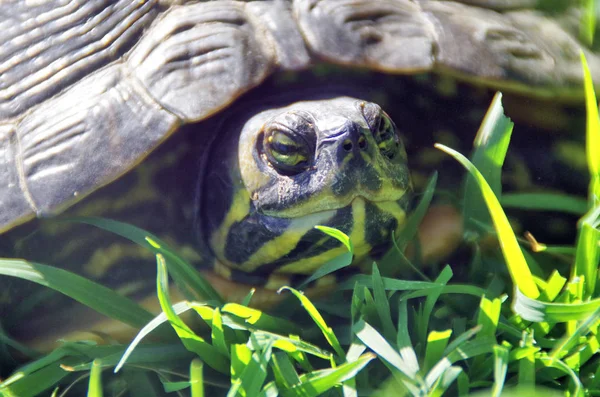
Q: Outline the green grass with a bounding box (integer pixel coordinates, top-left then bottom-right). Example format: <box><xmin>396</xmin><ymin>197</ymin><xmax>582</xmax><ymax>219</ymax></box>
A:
<box><xmin>3</xmin><ymin>55</ymin><xmax>600</xmax><ymax>396</ymax></box>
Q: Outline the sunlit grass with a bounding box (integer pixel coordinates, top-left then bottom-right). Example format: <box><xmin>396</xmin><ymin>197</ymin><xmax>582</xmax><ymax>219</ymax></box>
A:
<box><xmin>4</xmin><ymin>55</ymin><xmax>600</xmax><ymax>396</ymax></box>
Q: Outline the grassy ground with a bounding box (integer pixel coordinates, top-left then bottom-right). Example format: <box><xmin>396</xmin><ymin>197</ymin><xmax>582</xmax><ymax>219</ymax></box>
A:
<box><xmin>3</xmin><ymin>52</ymin><xmax>600</xmax><ymax>396</ymax></box>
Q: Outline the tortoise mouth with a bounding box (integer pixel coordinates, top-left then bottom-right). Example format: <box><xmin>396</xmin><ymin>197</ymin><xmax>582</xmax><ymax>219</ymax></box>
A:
<box><xmin>259</xmin><ymin>189</ymin><xmax>409</xmax><ymax>219</ymax></box>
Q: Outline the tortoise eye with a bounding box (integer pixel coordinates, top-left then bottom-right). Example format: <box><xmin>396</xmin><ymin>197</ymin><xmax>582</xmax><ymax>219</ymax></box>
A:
<box><xmin>373</xmin><ymin>113</ymin><xmax>399</xmax><ymax>160</ymax></box>
<box><xmin>264</xmin><ymin>129</ymin><xmax>311</xmax><ymax>175</ymax></box>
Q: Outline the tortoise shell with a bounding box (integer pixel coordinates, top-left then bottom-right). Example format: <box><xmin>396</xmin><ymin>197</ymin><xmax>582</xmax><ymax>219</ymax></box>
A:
<box><xmin>0</xmin><ymin>0</ymin><xmax>597</xmax><ymax>233</ymax></box>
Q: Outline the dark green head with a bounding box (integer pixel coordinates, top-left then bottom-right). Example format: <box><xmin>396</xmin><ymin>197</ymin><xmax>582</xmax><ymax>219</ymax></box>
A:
<box><xmin>200</xmin><ymin>97</ymin><xmax>411</xmax><ymax>283</ymax></box>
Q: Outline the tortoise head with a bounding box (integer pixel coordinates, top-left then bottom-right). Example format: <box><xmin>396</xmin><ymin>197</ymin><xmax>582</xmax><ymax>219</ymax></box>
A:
<box><xmin>201</xmin><ymin>97</ymin><xmax>411</xmax><ymax>283</ymax></box>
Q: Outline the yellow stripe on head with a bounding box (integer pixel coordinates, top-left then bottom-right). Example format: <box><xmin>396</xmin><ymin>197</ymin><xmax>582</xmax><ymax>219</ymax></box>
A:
<box><xmin>372</xmin><ymin>200</ymin><xmax>407</xmax><ymax>230</ymax></box>
<box><xmin>281</xmin><ymin>197</ymin><xmax>372</xmax><ymax>275</ymax></box>
<box><xmin>241</xmin><ymin>210</ymin><xmax>337</xmax><ymax>272</ymax></box>
<box><xmin>277</xmin><ymin>245</ymin><xmax>347</xmax><ymax>274</ymax></box>
<box><xmin>349</xmin><ymin>197</ymin><xmax>371</xmax><ymax>259</ymax></box>
<box><xmin>210</xmin><ymin>187</ymin><xmax>251</xmax><ymax>260</ymax></box>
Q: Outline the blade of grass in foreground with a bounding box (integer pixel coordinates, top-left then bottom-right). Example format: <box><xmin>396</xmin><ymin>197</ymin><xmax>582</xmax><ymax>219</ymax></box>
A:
<box><xmin>379</xmin><ymin>172</ymin><xmax>437</xmax><ymax>277</ymax></box>
<box><xmin>234</xmin><ymin>334</ymin><xmax>272</xmax><ymax>397</ymax></box>
<box><xmin>68</xmin><ymin>217</ymin><xmax>223</xmax><ymax>304</ymax></box>
<box><xmin>463</xmin><ymin>92</ymin><xmax>514</xmax><ymax>230</ymax></box>
<box><xmin>190</xmin><ymin>359</ymin><xmax>204</xmax><ymax>397</ymax></box>
<box><xmin>281</xmin><ymin>287</ymin><xmax>345</xmax><ymax>359</ymax></box>
<box><xmin>299</xmin><ymin>226</ymin><xmax>354</xmax><ymax>288</ymax></box>
<box><xmin>580</xmin><ymin>0</ymin><xmax>597</xmax><ymax>47</ymax></box>
<box><xmin>500</xmin><ymin>193</ymin><xmax>588</xmax><ymax>216</ymax></box>
<box><xmin>87</xmin><ymin>359</ymin><xmax>103</xmax><ymax>397</ymax></box>
<box><xmin>492</xmin><ymin>345</ymin><xmax>509</xmax><ymax>397</ymax></box>
<box><xmin>573</xmin><ymin>216</ymin><xmax>600</xmax><ymax>298</ymax></box>
<box><xmin>114</xmin><ymin>302</ymin><xmax>193</xmax><ymax>373</ymax></box>
<box><xmin>436</xmin><ymin>144</ymin><xmax>539</xmax><ymax>299</ymax></box>
<box><xmin>513</xmin><ymin>288</ymin><xmax>600</xmax><ymax>322</ymax></box>
<box><xmin>574</xmin><ymin>52</ymin><xmax>600</xmax><ymax>298</ymax></box>
<box><xmin>581</xmin><ymin>51</ymin><xmax>600</xmax><ymax>205</ymax></box>
<box><xmin>0</xmin><ymin>356</ymin><xmax>73</xmax><ymax>397</ymax></box>
<box><xmin>353</xmin><ymin>319</ymin><xmax>424</xmax><ymax>394</ymax></box>
<box><xmin>221</xmin><ymin>303</ymin><xmax>298</xmax><ymax>335</ymax></box>
<box><xmin>155</xmin><ymin>254</ymin><xmax>229</xmax><ymax>374</ymax></box>
<box><xmin>284</xmin><ymin>353</ymin><xmax>375</xmax><ymax>396</ymax></box>
<box><xmin>0</xmin><ymin>259</ymin><xmax>154</xmax><ymax>329</ymax></box>
<box><xmin>394</xmin><ymin>172</ymin><xmax>437</xmax><ymax>253</ymax></box>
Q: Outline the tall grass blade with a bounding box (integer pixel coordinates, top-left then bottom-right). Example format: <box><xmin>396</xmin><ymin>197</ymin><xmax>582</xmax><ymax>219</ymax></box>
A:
<box><xmin>155</xmin><ymin>254</ymin><xmax>229</xmax><ymax>373</ymax></box>
<box><xmin>501</xmin><ymin>193</ymin><xmax>588</xmax><ymax>215</ymax></box>
<box><xmin>573</xmin><ymin>219</ymin><xmax>600</xmax><ymax>298</ymax></box>
<box><xmin>426</xmin><ymin>340</ymin><xmax>494</xmax><ymax>388</ymax></box>
<box><xmin>436</xmin><ymin>144</ymin><xmax>539</xmax><ymax>299</ymax></box>
<box><xmin>371</xmin><ymin>263</ymin><xmax>396</xmax><ymax>341</ymax></box>
<box><xmin>283</xmin><ymin>353</ymin><xmax>375</xmax><ymax>397</ymax></box>
<box><xmin>0</xmin><ymin>358</ymin><xmax>71</xmax><ymax>397</ymax></box>
<box><xmin>580</xmin><ymin>0</ymin><xmax>597</xmax><ymax>46</ymax></box>
<box><xmin>190</xmin><ymin>359</ymin><xmax>204</xmax><ymax>397</ymax></box>
<box><xmin>428</xmin><ymin>365</ymin><xmax>462</xmax><ymax>397</ymax></box>
<box><xmin>378</xmin><ymin>173</ymin><xmax>436</xmax><ymax>276</ymax></box>
<box><xmin>87</xmin><ymin>359</ymin><xmax>103</xmax><ymax>397</ymax></box>
<box><xmin>114</xmin><ymin>302</ymin><xmax>192</xmax><ymax>372</ymax></box>
<box><xmin>492</xmin><ymin>345</ymin><xmax>509</xmax><ymax>397</ymax></box>
<box><xmin>423</xmin><ymin>329</ymin><xmax>452</xmax><ymax>373</ymax></box>
<box><xmin>418</xmin><ymin>266</ymin><xmax>452</xmax><ymax>348</ymax></box>
<box><xmin>396</xmin><ymin>300</ymin><xmax>420</xmax><ymax>375</ymax></box>
<box><xmin>0</xmin><ymin>259</ymin><xmax>154</xmax><ymax>329</ymax></box>
<box><xmin>514</xmin><ymin>287</ymin><xmax>600</xmax><ymax>322</ymax></box>
<box><xmin>581</xmin><ymin>52</ymin><xmax>600</xmax><ymax>205</ymax></box>
<box><xmin>69</xmin><ymin>217</ymin><xmax>223</xmax><ymax>303</ymax></box>
<box><xmin>300</xmin><ymin>226</ymin><xmax>354</xmax><ymax>287</ymax></box>
<box><xmin>353</xmin><ymin>319</ymin><xmax>422</xmax><ymax>385</ymax></box>
<box><xmin>463</xmin><ymin>92</ymin><xmax>514</xmax><ymax>230</ymax></box>
<box><xmin>281</xmin><ymin>287</ymin><xmax>345</xmax><ymax>359</ymax></box>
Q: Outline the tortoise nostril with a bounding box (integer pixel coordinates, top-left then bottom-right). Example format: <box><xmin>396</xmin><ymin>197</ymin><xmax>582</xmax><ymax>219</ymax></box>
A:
<box><xmin>358</xmin><ymin>135</ymin><xmax>367</xmax><ymax>150</ymax></box>
<box><xmin>343</xmin><ymin>139</ymin><xmax>353</xmax><ymax>151</ymax></box>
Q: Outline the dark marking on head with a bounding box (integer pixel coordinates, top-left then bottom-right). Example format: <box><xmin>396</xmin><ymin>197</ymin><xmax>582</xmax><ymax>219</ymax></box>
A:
<box><xmin>223</xmin><ymin>212</ymin><xmax>292</xmax><ymax>265</ymax></box>
<box><xmin>331</xmin><ymin>159</ymin><xmax>383</xmax><ymax>197</ymax></box>
<box><xmin>223</xmin><ymin>207</ymin><xmax>352</xmax><ymax>272</ymax></box>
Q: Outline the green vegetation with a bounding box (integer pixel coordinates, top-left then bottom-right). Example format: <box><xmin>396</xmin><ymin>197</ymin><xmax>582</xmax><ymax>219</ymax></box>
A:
<box><xmin>3</xmin><ymin>54</ymin><xmax>600</xmax><ymax>396</ymax></box>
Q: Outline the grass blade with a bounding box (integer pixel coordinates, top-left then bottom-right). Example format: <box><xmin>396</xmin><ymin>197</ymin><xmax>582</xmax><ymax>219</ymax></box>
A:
<box><xmin>477</xmin><ymin>296</ymin><xmax>502</xmax><ymax>340</ymax></box>
<box><xmin>513</xmin><ymin>287</ymin><xmax>600</xmax><ymax>322</ymax></box>
<box><xmin>580</xmin><ymin>0</ymin><xmax>596</xmax><ymax>46</ymax></box>
<box><xmin>418</xmin><ymin>266</ymin><xmax>452</xmax><ymax>349</ymax></box>
<box><xmin>492</xmin><ymin>345</ymin><xmax>509</xmax><ymax>397</ymax></box>
<box><xmin>582</xmin><ymin>51</ymin><xmax>600</xmax><ymax>204</ymax></box>
<box><xmin>396</xmin><ymin>300</ymin><xmax>420</xmax><ymax>376</ymax></box>
<box><xmin>353</xmin><ymin>319</ymin><xmax>421</xmax><ymax>382</ymax></box>
<box><xmin>371</xmin><ymin>263</ymin><xmax>396</xmax><ymax>342</ymax></box>
<box><xmin>378</xmin><ymin>173</ymin><xmax>438</xmax><ymax>275</ymax></box>
<box><xmin>283</xmin><ymin>353</ymin><xmax>375</xmax><ymax>397</ymax></box>
<box><xmin>423</xmin><ymin>329</ymin><xmax>452</xmax><ymax>373</ymax></box>
<box><xmin>155</xmin><ymin>254</ymin><xmax>229</xmax><ymax>373</ymax></box>
<box><xmin>501</xmin><ymin>193</ymin><xmax>588</xmax><ymax>215</ymax></box>
<box><xmin>87</xmin><ymin>359</ymin><xmax>103</xmax><ymax>397</ymax></box>
<box><xmin>314</xmin><ymin>226</ymin><xmax>353</xmax><ymax>253</ymax></box>
<box><xmin>114</xmin><ymin>302</ymin><xmax>192</xmax><ymax>372</ymax></box>
<box><xmin>281</xmin><ymin>287</ymin><xmax>345</xmax><ymax>359</ymax></box>
<box><xmin>435</xmin><ymin>143</ymin><xmax>539</xmax><ymax>299</ymax></box>
<box><xmin>0</xmin><ymin>258</ymin><xmax>154</xmax><ymax>329</ymax></box>
<box><xmin>300</xmin><ymin>226</ymin><xmax>354</xmax><ymax>287</ymax></box>
<box><xmin>69</xmin><ymin>217</ymin><xmax>223</xmax><ymax>303</ymax></box>
<box><xmin>222</xmin><ymin>304</ymin><xmax>298</xmax><ymax>335</ymax></box>
<box><xmin>573</xmin><ymin>219</ymin><xmax>600</xmax><ymax>298</ymax></box>
<box><xmin>429</xmin><ymin>365</ymin><xmax>462</xmax><ymax>397</ymax></box>
<box><xmin>463</xmin><ymin>92</ymin><xmax>514</xmax><ymax>230</ymax></box>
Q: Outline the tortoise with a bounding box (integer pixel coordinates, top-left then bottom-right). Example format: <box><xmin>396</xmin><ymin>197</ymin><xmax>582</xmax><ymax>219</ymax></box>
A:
<box><xmin>0</xmin><ymin>0</ymin><xmax>598</xmax><ymax>320</ymax></box>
